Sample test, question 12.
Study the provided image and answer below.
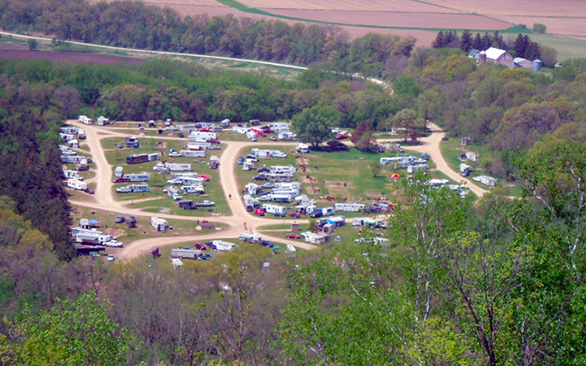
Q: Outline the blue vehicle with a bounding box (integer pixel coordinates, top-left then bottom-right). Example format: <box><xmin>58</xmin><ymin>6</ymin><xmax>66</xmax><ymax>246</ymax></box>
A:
<box><xmin>237</xmin><ymin>155</ymin><xmax>243</xmax><ymax>165</ymax></box>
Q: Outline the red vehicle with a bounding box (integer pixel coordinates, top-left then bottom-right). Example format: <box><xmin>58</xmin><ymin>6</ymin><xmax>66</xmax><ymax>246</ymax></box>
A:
<box><xmin>112</xmin><ymin>177</ymin><xmax>129</xmax><ymax>183</ymax></box>
<box><xmin>209</xmin><ymin>139</ymin><xmax>220</xmax><ymax>144</ymax></box>
<box><xmin>194</xmin><ymin>243</ymin><xmax>207</xmax><ymax>250</ymax></box>
<box><xmin>198</xmin><ymin>174</ymin><xmax>210</xmax><ymax>181</ymax></box>
<box><xmin>336</xmin><ymin>134</ymin><xmax>348</xmax><ymax>140</ymax></box>
<box><xmin>289</xmin><ymin>212</ymin><xmax>300</xmax><ymax>218</ymax></box>
<box><xmin>285</xmin><ymin>233</ymin><xmax>301</xmax><ymax>239</ymax></box>
<box><xmin>254</xmin><ymin>208</ymin><xmax>265</xmax><ymax>216</ymax></box>
<box><xmin>199</xmin><ymin>128</ymin><xmax>211</xmax><ymax>132</ymax></box>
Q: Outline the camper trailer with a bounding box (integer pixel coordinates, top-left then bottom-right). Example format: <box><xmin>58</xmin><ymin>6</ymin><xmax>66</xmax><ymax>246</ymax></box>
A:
<box><xmin>334</xmin><ymin>203</ymin><xmax>365</xmax><ymax>212</ymax></box>
<box><xmin>180</xmin><ymin>150</ymin><xmax>206</xmax><ymax>158</ymax></box>
<box><xmin>239</xmin><ymin>232</ymin><xmax>262</xmax><ymax>243</ymax></box>
<box><xmin>151</xmin><ymin>217</ymin><xmax>170</xmax><ymax>232</ymax></box>
<box><xmin>262</xmin><ymin>204</ymin><xmax>287</xmax><ymax>217</ymax></box>
<box><xmin>128</xmin><ymin>184</ymin><xmax>150</xmax><ymax>193</ymax></box>
<box><xmin>211</xmin><ymin>240</ymin><xmax>237</xmax><ymax>251</ymax></box>
<box><xmin>123</xmin><ymin>173</ymin><xmax>151</xmax><ymax>182</ymax></box>
<box><xmin>126</xmin><ymin>154</ymin><xmax>149</xmax><ymax>165</ymax></box>
<box><xmin>67</xmin><ymin>179</ymin><xmax>87</xmax><ymax>191</ymax></box>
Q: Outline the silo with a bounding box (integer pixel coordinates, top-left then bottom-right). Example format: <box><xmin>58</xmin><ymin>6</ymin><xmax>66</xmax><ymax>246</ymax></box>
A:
<box><xmin>533</xmin><ymin>59</ymin><xmax>542</xmax><ymax>72</ymax></box>
<box><xmin>479</xmin><ymin>51</ymin><xmax>487</xmax><ymax>64</ymax></box>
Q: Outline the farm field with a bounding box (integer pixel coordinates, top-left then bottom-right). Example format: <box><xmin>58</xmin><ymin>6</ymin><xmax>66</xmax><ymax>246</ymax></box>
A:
<box><xmin>0</xmin><ymin>44</ymin><xmax>146</xmax><ymax>65</ymax></box>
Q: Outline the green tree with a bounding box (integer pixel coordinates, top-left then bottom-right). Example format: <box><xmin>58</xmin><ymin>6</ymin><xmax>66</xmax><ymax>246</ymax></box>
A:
<box><xmin>369</xmin><ymin>161</ymin><xmax>383</xmax><ymax>177</ymax></box>
<box><xmin>389</xmin><ymin>108</ymin><xmax>425</xmax><ymax>142</ymax></box>
<box><xmin>291</xmin><ymin>106</ymin><xmax>339</xmax><ymax>149</ymax></box>
<box><xmin>532</xmin><ymin>23</ymin><xmax>547</xmax><ymax>34</ymax></box>
<box><xmin>26</xmin><ymin>39</ymin><xmax>38</xmax><ymax>51</ymax></box>
<box><xmin>13</xmin><ymin>291</ymin><xmax>134</xmax><ymax>365</ymax></box>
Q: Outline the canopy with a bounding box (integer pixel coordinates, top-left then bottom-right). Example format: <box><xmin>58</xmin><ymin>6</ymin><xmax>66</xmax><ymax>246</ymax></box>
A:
<box><xmin>88</xmin><ymin>219</ymin><xmax>99</xmax><ymax>224</ymax></box>
<box><xmin>390</xmin><ymin>173</ymin><xmax>400</xmax><ymax>179</ymax></box>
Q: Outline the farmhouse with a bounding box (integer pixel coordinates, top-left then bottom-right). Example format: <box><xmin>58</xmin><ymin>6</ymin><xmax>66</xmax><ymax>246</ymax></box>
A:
<box><xmin>479</xmin><ymin>47</ymin><xmax>514</xmax><ymax>69</ymax></box>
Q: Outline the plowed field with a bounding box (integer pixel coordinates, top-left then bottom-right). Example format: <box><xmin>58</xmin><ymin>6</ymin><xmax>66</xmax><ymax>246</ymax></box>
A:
<box><xmin>0</xmin><ymin>44</ymin><xmax>146</xmax><ymax>65</ymax></box>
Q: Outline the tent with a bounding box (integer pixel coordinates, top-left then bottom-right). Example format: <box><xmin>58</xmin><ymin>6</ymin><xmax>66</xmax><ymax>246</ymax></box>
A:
<box><xmin>88</xmin><ymin>219</ymin><xmax>99</xmax><ymax>225</ymax></box>
<box><xmin>390</xmin><ymin>173</ymin><xmax>400</xmax><ymax>179</ymax></box>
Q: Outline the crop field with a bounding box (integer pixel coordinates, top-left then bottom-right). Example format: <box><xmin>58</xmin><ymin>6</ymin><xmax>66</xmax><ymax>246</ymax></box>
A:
<box><xmin>136</xmin><ymin>0</ymin><xmax>586</xmax><ymax>55</ymax></box>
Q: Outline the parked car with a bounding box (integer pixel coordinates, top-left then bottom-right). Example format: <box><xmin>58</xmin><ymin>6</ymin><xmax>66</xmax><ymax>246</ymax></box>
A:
<box><xmin>286</xmin><ymin>233</ymin><xmax>301</xmax><ymax>239</ymax></box>
<box><xmin>85</xmin><ymin>187</ymin><xmax>95</xmax><ymax>194</ymax></box>
<box><xmin>194</xmin><ymin>243</ymin><xmax>207</xmax><ymax>250</ymax></box>
<box><xmin>336</xmin><ymin>134</ymin><xmax>348</xmax><ymax>140</ymax></box>
<box><xmin>199</xmin><ymin>128</ymin><xmax>211</xmax><ymax>132</ymax></box>
<box><xmin>167</xmin><ymin>179</ymin><xmax>183</xmax><ymax>185</ymax></box>
<box><xmin>268</xmin><ymin>136</ymin><xmax>277</xmax><ymax>141</ymax></box>
<box><xmin>261</xmin><ymin>240</ymin><xmax>274</xmax><ymax>248</ymax></box>
<box><xmin>128</xmin><ymin>216</ymin><xmax>137</xmax><ymax>222</ymax></box>
<box><xmin>115</xmin><ymin>216</ymin><xmax>125</xmax><ymax>223</ymax></box>
<box><xmin>169</xmin><ymin>152</ymin><xmax>182</xmax><ymax>157</ymax></box>
<box><xmin>107</xmin><ymin>254</ymin><xmax>115</xmax><ymax>261</ymax></box>
<box><xmin>261</xmin><ymin>183</ymin><xmax>275</xmax><ymax>189</ymax></box>
<box><xmin>252</xmin><ymin>175</ymin><xmax>268</xmax><ymax>181</ymax></box>
<box><xmin>258</xmin><ymin>167</ymin><xmax>270</xmax><ymax>173</ymax></box>
<box><xmin>254</xmin><ymin>208</ymin><xmax>265</xmax><ymax>216</ymax></box>
<box><xmin>177</xmin><ymin>132</ymin><xmax>185</xmax><ymax>138</ymax></box>
<box><xmin>289</xmin><ymin>212</ymin><xmax>301</xmax><ymax>218</ymax></box>
<box><xmin>112</xmin><ymin>177</ymin><xmax>129</xmax><ymax>183</ymax></box>
<box><xmin>198</xmin><ymin>174</ymin><xmax>210</xmax><ymax>181</ymax></box>
<box><xmin>116</xmin><ymin>143</ymin><xmax>124</xmax><ymax>149</ymax></box>
<box><xmin>76</xmin><ymin>165</ymin><xmax>89</xmax><ymax>171</ymax></box>
<box><xmin>104</xmin><ymin>240</ymin><xmax>123</xmax><ymax>248</ymax></box>
<box><xmin>441</xmin><ymin>137</ymin><xmax>449</xmax><ymax>142</ymax></box>
<box><xmin>310</xmin><ymin>211</ymin><xmax>323</xmax><ymax>218</ymax></box>
<box><xmin>172</xmin><ymin>194</ymin><xmax>182</xmax><ymax>201</ymax></box>
<box><xmin>116</xmin><ymin>187</ymin><xmax>131</xmax><ymax>193</ymax></box>
<box><xmin>209</xmin><ymin>139</ymin><xmax>220</xmax><ymax>144</ymax></box>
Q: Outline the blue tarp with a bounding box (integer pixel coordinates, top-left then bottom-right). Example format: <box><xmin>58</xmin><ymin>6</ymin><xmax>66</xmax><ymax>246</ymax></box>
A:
<box><xmin>88</xmin><ymin>219</ymin><xmax>98</xmax><ymax>225</ymax></box>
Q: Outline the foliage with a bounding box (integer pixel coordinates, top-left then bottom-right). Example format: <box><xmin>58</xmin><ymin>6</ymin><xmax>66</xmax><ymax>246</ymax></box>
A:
<box><xmin>291</xmin><ymin>106</ymin><xmax>338</xmax><ymax>148</ymax></box>
<box><xmin>369</xmin><ymin>161</ymin><xmax>383</xmax><ymax>177</ymax></box>
<box><xmin>533</xmin><ymin>23</ymin><xmax>547</xmax><ymax>34</ymax></box>
<box><xmin>12</xmin><ymin>291</ymin><xmax>134</xmax><ymax>365</ymax></box>
<box><xmin>26</xmin><ymin>39</ymin><xmax>37</xmax><ymax>51</ymax></box>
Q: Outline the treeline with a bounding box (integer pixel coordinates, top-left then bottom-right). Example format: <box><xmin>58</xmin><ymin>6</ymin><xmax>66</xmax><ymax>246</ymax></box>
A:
<box><xmin>0</xmin><ymin>0</ymin><xmax>414</xmax><ymax>78</ymax></box>
<box><xmin>390</xmin><ymin>48</ymin><xmax>586</xmax><ymax>179</ymax></box>
<box><xmin>0</xmin><ymin>58</ymin><xmax>394</xmax><ymax>128</ymax></box>
<box><xmin>0</xmin><ymin>76</ymin><xmax>74</xmax><ymax>260</ymax></box>
<box><xmin>432</xmin><ymin>30</ymin><xmax>558</xmax><ymax>67</ymax></box>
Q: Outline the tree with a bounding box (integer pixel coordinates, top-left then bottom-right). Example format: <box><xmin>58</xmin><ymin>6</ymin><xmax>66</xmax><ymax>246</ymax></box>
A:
<box><xmin>356</xmin><ymin>130</ymin><xmax>376</xmax><ymax>152</ymax></box>
<box><xmin>291</xmin><ymin>106</ymin><xmax>338</xmax><ymax>149</ymax></box>
<box><xmin>12</xmin><ymin>291</ymin><xmax>134</xmax><ymax>365</ymax></box>
<box><xmin>389</xmin><ymin>108</ymin><xmax>426</xmax><ymax>142</ymax></box>
<box><xmin>460</xmin><ymin>30</ymin><xmax>472</xmax><ymax>52</ymax></box>
<box><xmin>350</xmin><ymin>121</ymin><xmax>372</xmax><ymax>145</ymax></box>
<box><xmin>369</xmin><ymin>161</ymin><xmax>383</xmax><ymax>177</ymax></box>
<box><xmin>533</xmin><ymin>23</ymin><xmax>547</xmax><ymax>34</ymax></box>
<box><xmin>26</xmin><ymin>39</ymin><xmax>38</xmax><ymax>51</ymax></box>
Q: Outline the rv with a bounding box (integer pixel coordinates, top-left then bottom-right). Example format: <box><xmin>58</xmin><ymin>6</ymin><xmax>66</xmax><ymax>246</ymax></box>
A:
<box><xmin>67</xmin><ymin>179</ymin><xmax>87</xmax><ymax>191</ymax></box>
<box><xmin>181</xmin><ymin>177</ymin><xmax>204</xmax><ymax>186</ymax></box>
<box><xmin>304</xmin><ymin>232</ymin><xmax>325</xmax><ymax>245</ymax></box>
<box><xmin>96</xmin><ymin>116</ymin><xmax>109</xmax><ymax>126</ymax></box>
<box><xmin>325</xmin><ymin>215</ymin><xmax>346</xmax><ymax>226</ymax></box>
<box><xmin>151</xmin><ymin>217</ymin><xmax>170</xmax><ymax>232</ymax></box>
<box><xmin>124</xmin><ymin>136</ymin><xmax>139</xmax><ymax>148</ymax></box>
<box><xmin>154</xmin><ymin>163</ymin><xmax>191</xmax><ymax>172</ymax></box>
<box><xmin>148</xmin><ymin>153</ymin><xmax>159</xmax><ymax>162</ymax></box>
<box><xmin>262</xmin><ymin>204</ymin><xmax>287</xmax><ymax>217</ymax></box>
<box><xmin>407</xmin><ymin>164</ymin><xmax>429</xmax><ymax>174</ymax></box>
<box><xmin>176</xmin><ymin>124</ymin><xmax>197</xmax><ymax>131</ymax></box>
<box><xmin>123</xmin><ymin>173</ymin><xmax>151</xmax><ymax>182</ymax></box>
<box><xmin>114</xmin><ymin>166</ymin><xmax>124</xmax><ymax>178</ymax></box>
<box><xmin>128</xmin><ymin>184</ymin><xmax>150</xmax><ymax>193</ymax></box>
<box><xmin>78</xmin><ymin>115</ymin><xmax>93</xmax><ymax>125</ymax></box>
<box><xmin>265</xmin><ymin>173</ymin><xmax>294</xmax><ymax>182</ymax></box>
<box><xmin>239</xmin><ymin>232</ymin><xmax>262</xmax><ymax>243</ymax></box>
<box><xmin>181</xmin><ymin>186</ymin><xmax>205</xmax><ymax>194</ymax></box>
<box><xmin>270</xmin><ymin>165</ymin><xmax>296</xmax><ymax>175</ymax></box>
<box><xmin>272</xmin><ymin>194</ymin><xmax>292</xmax><ymax>203</ymax></box>
<box><xmin>190</xmin><ymin>131</ymin><xmax>217</xmax><ymax>141</ymax></box>
<box><xmin>296</xmin><ymin>143</ymin><xmax>309</xmax><ymax>153</ymax></box>
<box><xmin>211</xmin><ymin>240</ymin><xmax>237</xmax><ymax>251</ymax></box>
<box><xmin>172</xmin><ymin>172</ymin><xmax>198</xmax><ymax>179</ymax></box>
<box><xmin>75</xmin><ymin>232</ymin><xmax>115</xmax><ymax>245</ymax></box>
<box><xmin>180</xmin><ymin>150</ymin><xmax>206</xmax><ymax>158</ymax></box>
<box><xmin>63</xmin><ymin>169</ymin><xmax>82</xmax><ymax>180</ymax></box>
<box><xmin>126</xmin><ymin>154</ymin><xmax>149</xmax><ymax>165</ymax></box>
<box><xmin>171</xmin><ymin>248</ymin><xmax>202</xmax><ymax>260</ymax></box>
<box><xmin>334</xmin><ymin>203</ymin><xmax>365</xmax><ymax>212</ymax></box>
<box><xmin>269</xmin><ymin>122</ymin><xmax>290</xmax><ymax>133</ymax></box>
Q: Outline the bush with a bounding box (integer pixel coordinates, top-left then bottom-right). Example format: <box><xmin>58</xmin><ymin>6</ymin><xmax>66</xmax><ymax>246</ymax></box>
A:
<box><xmin>533</xmin><ymin>23</ymin><xmax>547</xmax><ymax>34</ymax></box>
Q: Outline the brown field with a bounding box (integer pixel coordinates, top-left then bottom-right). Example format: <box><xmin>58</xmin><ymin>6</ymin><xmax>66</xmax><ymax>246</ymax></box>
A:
<box><xmin>239</xmin><ymin>0</ymin><xmax>458</xmax><ymax>12</ymax></box>
<box><xmin>0</xmin><ymin>44</ymin><xmax>147</xmax><ymax>65</ymax></box>
<box><xmin>267</xmin><ymin>9</ymin><xmax>511</xmax><ymax>30</ymax></box>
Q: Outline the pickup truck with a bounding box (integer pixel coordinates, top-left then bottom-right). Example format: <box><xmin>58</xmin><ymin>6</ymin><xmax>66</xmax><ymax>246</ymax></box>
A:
<box><xmin>104</xmin><ymin>240</ymin><xmax>123</xmax><ymax>248</ymax></box>
<box><xmin>196</xmin><ymin>200</ymin><xmax>215</xmax><ymax>207</ymax></box>
<box><xmin>116</xmin><ymin>187</ymin><xmax>131</xmax><ymax>193</ymax></box>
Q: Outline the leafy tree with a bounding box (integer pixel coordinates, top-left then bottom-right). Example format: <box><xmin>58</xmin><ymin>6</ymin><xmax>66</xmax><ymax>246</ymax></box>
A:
<box><xmin>533</xmin><ymin>23</ymin><xmax>547</xmax><ymax>34</ymax></box>
<box><xmin>26</xmin><ymin>39</ymin><xmax>38</xmax><ymax>51</ymax></box>
<box><xmin>388</xmin><ymin>108</ymin><xmax>425</xmax><ymax>142</ymax></box>
<box><xmin>12</xmin><ymin>291</ymin><xmax>134</xmax><ymax>365</ymax></box>
<box><xmin>369</xmin><ymin>161</ymin><xmax>383</xmax><ymax>177</ymax></box>
<box><xmin>291</xmin><ymin>106</ymin><xmax>338</xmax><ymax>148</ymax></box>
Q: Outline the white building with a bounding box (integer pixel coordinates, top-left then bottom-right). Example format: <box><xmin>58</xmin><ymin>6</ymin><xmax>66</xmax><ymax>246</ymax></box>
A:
<box><xmin>151</xmin><ymin>217</ymin><xmax>169</xmax><ymax>232</ymax></box>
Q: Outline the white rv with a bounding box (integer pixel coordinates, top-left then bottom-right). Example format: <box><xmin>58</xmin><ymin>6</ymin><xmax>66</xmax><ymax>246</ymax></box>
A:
<box><xmin>67</xmin><ymin>179</ymin><xmax>87</xmax><ymax>191</ymax></box>
<box><xmin>211</xmin><ymin>240</ymin><xmax>237</xmax><ymax>251</ymax></box>
<box><xmin>123</xmin><ymin>173</ymin><xmax>151</xmax><ymax>182</ymax></box>
<box><xmin>180</xmin><ymin>150</ymin><xmax>206</xmax><ymax>158</ymax></box>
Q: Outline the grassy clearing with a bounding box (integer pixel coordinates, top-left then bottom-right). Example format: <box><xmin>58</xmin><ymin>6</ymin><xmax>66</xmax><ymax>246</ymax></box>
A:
<box><xmin>102</xmin><ymin>137</ymin><xmax>230</xmax><ymax>215</ymax></box>
<box><xmin>438</xmin><ymin>139</ymin><xmax>522</xmax><ymax>197</ymax></box>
